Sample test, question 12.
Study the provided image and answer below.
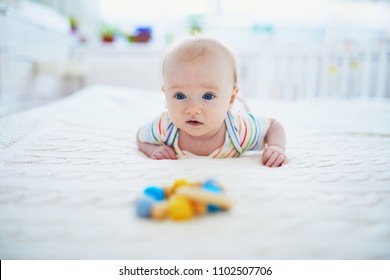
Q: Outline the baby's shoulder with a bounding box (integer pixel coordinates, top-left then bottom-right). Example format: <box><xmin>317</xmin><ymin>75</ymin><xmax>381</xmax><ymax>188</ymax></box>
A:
<box><xmin>158</xmin><ymin>111</ymin><xmax>177</xmax><ymax>132</ymax></box>
<box><xmin>151</xmin><ymin>111</ymin><xmax>173</xmax><ymax>124</ymax></box>
<box><xmin>227</xmin><ymin>110</ymin><xmax>271</xmax><ymax>137</ymax></box>
<box><xmin>227</xmin><ymin>110</ymin><xmax>259</xmax><ymax>126</ymax></box>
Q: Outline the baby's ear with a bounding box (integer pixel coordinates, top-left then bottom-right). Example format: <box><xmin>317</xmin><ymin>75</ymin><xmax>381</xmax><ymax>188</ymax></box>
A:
<box><xmin>229</xmin><ymin>85</ymin><xmax>239</xmax><ymax>108</ymax></box>
<box><xmin>161</xmin><ymin>85</ymin><xmax>165</xmax><ymax>93</ymax></box>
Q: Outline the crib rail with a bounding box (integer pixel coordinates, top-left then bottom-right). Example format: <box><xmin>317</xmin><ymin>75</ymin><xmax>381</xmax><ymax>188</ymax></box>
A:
<box><xmin>253</xmin><ymin>41</ymin><xmax>390</xmax><ymax>100</ymax></box>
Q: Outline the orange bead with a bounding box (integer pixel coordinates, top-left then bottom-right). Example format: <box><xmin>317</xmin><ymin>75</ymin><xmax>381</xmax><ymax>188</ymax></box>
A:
<box><xmin>163</xmin><ymin>186</ymin><xmax>172</xmax><ymax>199</ymax></box>
<box><xmin>192</xmin><ymin>201</ymin><xmax>207</xmax><ymax>216</ymax></box>
<box><xmin>151</xmin><ymin>201</ymin><xmax>168</xmax><ymax>220</ymax></box>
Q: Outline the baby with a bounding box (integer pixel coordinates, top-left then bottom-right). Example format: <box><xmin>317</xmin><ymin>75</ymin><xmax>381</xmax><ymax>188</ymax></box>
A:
<box><xmin>137</xmin><ymin>37</ymin><xmax>287</xmax><ymax>167</ymax></box>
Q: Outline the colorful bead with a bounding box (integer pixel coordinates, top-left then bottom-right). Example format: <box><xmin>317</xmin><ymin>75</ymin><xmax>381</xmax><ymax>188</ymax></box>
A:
<box><xmin>192</xmin><ymin>201</ymin><xmax>207</xmax><ymax>216</ymax></box>
<box><xmin>151</xmin><ymin>201</ymin><xmax>168</xmax><ymax>220</ymax></box>
<box><xmin>171</xmin><ymin>179</ymin><xmax>191</xmax><ymax>193</ymax></box>
<box><xmin>203</xmin><ymin>179</ymin><xmax>218</xmax><ymax>188</ymax></box>
<box><xmin>168</xmin><ymin>196</ymin><xmax>194</xmax><ymax>221</ymax></box>
<box><xmin>163</xmin><ymin>186</ymin><xmax>172</xmax><ymax>199</ymax></box>
<box><xmin>202</xmin><ymin>181</ymin><xmax>222</xmax><ymax>193</ymax></box>
<box><xmin>136</xmin><ymin>198</ymin><xmax>153</xmax><ymax>218</ymax></box>
<box><xmin>144</xmin><ymin>186</ymin><xmax>165</xmax><ymax>201</ymax></box>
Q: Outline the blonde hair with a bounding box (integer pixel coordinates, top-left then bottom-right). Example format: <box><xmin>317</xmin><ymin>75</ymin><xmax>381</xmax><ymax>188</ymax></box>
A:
<box><xmin>163</xmin><ymin>37</ymin><xmax>238</xmax><ymax>85</ymax></box>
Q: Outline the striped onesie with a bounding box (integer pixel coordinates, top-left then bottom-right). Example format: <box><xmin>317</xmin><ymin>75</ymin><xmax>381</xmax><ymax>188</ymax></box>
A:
<box><xmin>138</xmin><ymin>110</ymin><xmax>270</xmax><ymax>158</ymax></box>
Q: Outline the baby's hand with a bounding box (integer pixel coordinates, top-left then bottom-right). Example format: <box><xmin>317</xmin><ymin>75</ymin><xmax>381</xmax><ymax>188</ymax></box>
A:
<box><xmin>150</xmin><ymin>145</ymin><xmax>177</xmax><ymax>160</ymax></box>
<box><xmin>262</xmin><ymin>145</ymin><xmax>288</xmax><ymax>167</ymax></box>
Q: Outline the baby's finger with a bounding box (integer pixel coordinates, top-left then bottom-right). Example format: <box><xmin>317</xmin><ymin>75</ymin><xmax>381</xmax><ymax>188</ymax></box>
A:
<box><xmin>151</xmin><ymin>152</ymin><xmax>162</xmax><ymax>160</ymax></box>
<box><xmin>159</xmin><ymin>149</ymin><xmax>173</xmax><ymax>159</ymax></box>
<box><xmin>264</xmin><ymin>151</ymin><xmax>279</xmax><ymax>167</ymax></box>
<box><xmin>164</xmin><ymin>147</ymin><xmax>177</xmax><ymax>160</ymax></box>
<box><xmin>271</xmin><ymin>154</ymin><xmax>285</xmax><ymax>167</ymax></box>
<box><xmin>162</xmin><ymin>148</ymin><xmax>177</xmax><ymax>160</ymax></box>
<box><xmin>170</xmin><ymin>152</ymin><xmax>178</xmax><ymax>160</ymax></box>
<box><xmin>262</xmin><ymin>149</ymin><xmax>273</xmax><ymax>163</ymax></box>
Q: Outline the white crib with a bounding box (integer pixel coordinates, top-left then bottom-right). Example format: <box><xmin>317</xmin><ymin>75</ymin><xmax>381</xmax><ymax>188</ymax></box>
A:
<box><xmin>238</xmin><ymin>40</ymin><xmax>390</xmax><ymax>100</ymax></box>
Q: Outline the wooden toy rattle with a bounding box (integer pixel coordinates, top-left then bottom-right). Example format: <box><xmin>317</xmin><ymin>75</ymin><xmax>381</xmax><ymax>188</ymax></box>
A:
<box><xmin>136</xmin><ymin>179</ymin><xmax>232</xmax><ymax>221</ymax></box>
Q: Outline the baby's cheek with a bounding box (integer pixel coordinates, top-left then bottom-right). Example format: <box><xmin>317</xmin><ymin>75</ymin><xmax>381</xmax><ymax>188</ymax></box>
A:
<box><xmin>212</xmin><ymin>109</ymin><xmax>228</xmax><ymax>124</ymax></box>
<box><xmin>168</xmin><ymin>112</ymin><xmax>181</xmax><ymax>126</ymax></box>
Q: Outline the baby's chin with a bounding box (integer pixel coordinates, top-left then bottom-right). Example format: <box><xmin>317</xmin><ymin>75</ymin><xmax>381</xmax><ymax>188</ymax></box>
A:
<box><xmin>179</xmin><ymin>126</ymin><xmax>209</xmax><ymax>137</ymax></box>
<box><xmin>181</xmin><ymin>129</ymin><xmax>206</xmax><ymax>137</ymax></box>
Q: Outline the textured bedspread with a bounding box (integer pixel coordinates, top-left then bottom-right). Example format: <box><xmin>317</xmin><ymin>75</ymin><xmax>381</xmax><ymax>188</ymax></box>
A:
<box><xmin>1</xmin><ymin>85</ymin><xmax>389</xmax><ymax>259</ymax></box>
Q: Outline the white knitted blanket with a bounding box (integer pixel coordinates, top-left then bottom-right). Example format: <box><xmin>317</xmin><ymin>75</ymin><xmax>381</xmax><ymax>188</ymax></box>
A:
<box><xmin>1</xmin><ymin>85</ymin><xmax>389</xmax><ymax>259</ymax></box>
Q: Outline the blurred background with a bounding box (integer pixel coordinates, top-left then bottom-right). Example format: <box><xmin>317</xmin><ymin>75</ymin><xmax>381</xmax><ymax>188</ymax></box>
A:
<box><xmin>0</xmin><ymin>0</ymin><xmax>389</xmax><ymax>116</ymax></box>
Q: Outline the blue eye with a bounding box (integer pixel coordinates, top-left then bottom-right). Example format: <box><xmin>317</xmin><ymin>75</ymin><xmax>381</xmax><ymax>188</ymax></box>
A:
<box><xmin>174</xmin><ymin>92</ymin><xmax>187</xmax><ymax>100</ymax></box>
<box><xmin>202</xmin><ymin>92</ymin><xmax>215</xmax><ymax>100</ymax></box>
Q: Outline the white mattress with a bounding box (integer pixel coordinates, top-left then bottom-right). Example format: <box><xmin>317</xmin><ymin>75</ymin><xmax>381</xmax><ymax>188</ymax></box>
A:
<box><xmin>1</xmin><ymin>85</ymin><xmax>389</xmax><ymax>259</ymax></box>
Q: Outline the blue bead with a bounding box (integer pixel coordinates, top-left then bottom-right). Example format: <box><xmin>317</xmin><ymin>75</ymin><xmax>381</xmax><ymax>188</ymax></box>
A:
<box><xmin>144</xmin><ymin>186</ymin><xmax>165</xmax><ymax>201</ymax></box>
<box><xmin>203</xmin><ymin>179</ymin><xmax>217</xmax><ymax>186</ymax></box>
<box><xmin>207</xmin><ymin>204</ymin><xmax>220</xmax><ymax>213</ymax></box>
<box><xmin>136</xmin><ymin>198</ymin><xmax>153</xmax><ymax>218</ymax></box>
<box><xmin>202</xmin><ymin>180</ymin><xmax>222</xmax><ymax>193</ymax></box>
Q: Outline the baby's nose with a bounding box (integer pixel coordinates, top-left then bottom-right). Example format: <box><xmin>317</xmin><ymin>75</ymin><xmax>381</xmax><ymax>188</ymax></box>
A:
<box><xmin>185</xmin><ymin>104</ymin><xmax>202</xmax><ymax>115</ymax></box>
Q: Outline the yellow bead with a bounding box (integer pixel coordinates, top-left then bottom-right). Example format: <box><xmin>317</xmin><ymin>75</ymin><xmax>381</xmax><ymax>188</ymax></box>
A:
<box><xmin>171</xmin><ymin>179</ymin><xmax>191</xmax><ymax>194</ymax></box>
<box><xmin>168</xmin><ymin>196</ymin><xmax>194</xmax><ymax>221</ymax></box>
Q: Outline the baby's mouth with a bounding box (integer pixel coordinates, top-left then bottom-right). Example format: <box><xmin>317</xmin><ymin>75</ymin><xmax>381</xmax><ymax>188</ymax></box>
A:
<box><xmin>186</xmin><ymin>120</ymin><xmax>203</xmax><ymax>126</ymax></box>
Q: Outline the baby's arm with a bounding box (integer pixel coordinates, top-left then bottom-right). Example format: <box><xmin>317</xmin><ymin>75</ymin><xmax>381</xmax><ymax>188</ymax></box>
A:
<box><xmin>136</xmin><ymin>130</ymin><xmax>177</xmax><ymax>160</ymax></box>
<box><xmin>262</xmin><ymin>118</ymin><xmax>288</xmax><ymax>167</ymax></box>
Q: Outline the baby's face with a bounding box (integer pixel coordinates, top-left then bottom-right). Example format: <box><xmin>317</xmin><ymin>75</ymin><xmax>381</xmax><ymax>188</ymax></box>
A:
<box><xmin>163</xmin><ymin>53</ymin><xmax>237</xmax><ymax>139</ymax></box>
